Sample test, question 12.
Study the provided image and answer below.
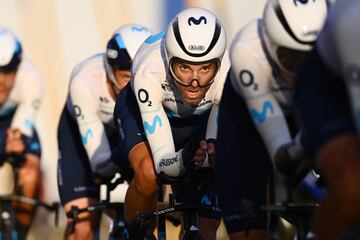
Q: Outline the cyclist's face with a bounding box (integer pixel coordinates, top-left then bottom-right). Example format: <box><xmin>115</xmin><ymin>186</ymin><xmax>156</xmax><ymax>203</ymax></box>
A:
<box><xmin>0</xmin><ymin>71</ymin><xmax>16</xmax><ymax>103</ymax></box>
<box><xmin>171</xmin><ymin>61</ymin><xmax>217</xmax><ymax>106</ymax></box>
<box><xmin>277</xmin><ymin>47</ymin><xmax>307</xmax><ymax>77</ymax></box>
<box><xmin>113</xmin><ymin>69</ymin><xmax>131</xmax><ymax>95</ymax></box>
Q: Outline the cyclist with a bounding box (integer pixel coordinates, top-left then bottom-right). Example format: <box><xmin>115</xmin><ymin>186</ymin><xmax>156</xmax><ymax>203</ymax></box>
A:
<box><xmin>0</xmin><ymin>27</ymin><xmax>44</xmax><ymax>239</ymax></box>
<box><xmin>295</xmin><ymin>0</ymin><xmax>360</xmax><ymax>238</ymax></box>
<box><xmin>114</xmin><ymin>7</ymin><xmax>230</xmax><ymax>239</ymax></box>
<box><xmin>215</xmin><ymin>0</ymin><xmax>328</xmax><ymax>239</ymax></box>
<box><xmin>57</xmin><ymin>24</ymin><xmax>152</xmax><ymax>240</ymax></box>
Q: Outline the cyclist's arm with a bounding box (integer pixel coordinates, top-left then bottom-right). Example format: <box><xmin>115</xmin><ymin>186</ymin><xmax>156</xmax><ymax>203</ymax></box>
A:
<box><xmin>11</xmin><ymin>73</ymin><xmax>44</xmax><ymax>137</ymax></box>
<box><xmin>230</xmin><ymin>42</ymin><xmax>291</xmax><ymax>160</ymax></box>
<box><xmin>206</xmin><ymin>52</ymin><xmax>230</xmax><ymax>141</ymax></box>
<box><xmin>206</xmin><ymin>105</ymin><xmax>219</xmax><ymax>141</ymax></box>
<box><xmin>133</xmin><ymin>68</ymin><xmax>185</xmax><ymax>177</ymax></box>
<box><xmin>70</xmin><ymin>83</ymin><xmax>119</xmax><ymax>177</ymax></box>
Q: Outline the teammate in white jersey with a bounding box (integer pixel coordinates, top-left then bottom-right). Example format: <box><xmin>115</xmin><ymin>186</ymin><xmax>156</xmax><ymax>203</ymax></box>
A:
<box><xmin>57</xmin><ymin>24</ymin><xmax>152</xmax><ymax>240</ymax></box>
<box><xmin>295</xmin><ymin>0</ymin><xmax>360</xmax><ymax>238</ymax></box>
<box><xmin>114</xmin><ymin>8</ymin><xmax>229</xmax><ymax>239</ymax></box>
<box><xmin>215</xmin><ymin>0</ymin><xmax>328</xmax><ymax>239</ymax></box>
<box><xmin>0</xmin><ymin>27</ymin><xmax>44</xmax><ymax>239</ymax></box>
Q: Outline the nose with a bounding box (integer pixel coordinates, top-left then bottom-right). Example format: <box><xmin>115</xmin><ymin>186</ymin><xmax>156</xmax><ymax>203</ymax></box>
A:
<box><xmin>190</xmin><ymin>70</ymin><xmax>199</xmax><ymax>87</ymax></box>
<box><xmin>190</xmin><ymin>79</ymin><xmax>199</xmax><ymax>88</ymax></box>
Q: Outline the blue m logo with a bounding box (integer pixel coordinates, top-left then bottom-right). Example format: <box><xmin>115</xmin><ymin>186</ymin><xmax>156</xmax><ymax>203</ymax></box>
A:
<box><xmin>144</xmin><ymin>115</ymin><xmax>163</xmax><ymax>135</ymax></box>
<box><xmin>188</xmin><ymin>16</ymin><xmax>207</xmax><ymax>26</ymax></box>
<box><xmin>250</xmin><ymin>101</ymin><xmax>275</xmax><ymax>124</ymax></box>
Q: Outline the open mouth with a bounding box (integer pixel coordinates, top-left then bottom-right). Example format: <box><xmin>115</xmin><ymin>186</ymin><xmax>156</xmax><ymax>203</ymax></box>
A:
<box><xmin>186</xmin><ymin>89</ymin><xmax>200</xmax><ymax>99</ymax></box>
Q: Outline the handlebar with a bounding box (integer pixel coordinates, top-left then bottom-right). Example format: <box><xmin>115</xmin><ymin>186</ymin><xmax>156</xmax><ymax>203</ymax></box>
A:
<box><xmin>136</xmin><ymin>192</ymin><xmax>220</xmax><ymax>228</ymax></box>
<box><xmin>66</xmin><ymin>202</ymin><xmax>124</xmax><ymax>221</ymax></box>
<box><xmin>67</xmin><ymin>171</ymin><xmax>129</xmax><ymax>222</ymax></box>
<box><xmin>0</xmin><ymin>195</ymin><xmax>60</xmax><ymax>227</ymax></box>
<box><xmin>136</xmin><ymin>202</ymin><xmax>220</xmax><ymax>228</ymax></box>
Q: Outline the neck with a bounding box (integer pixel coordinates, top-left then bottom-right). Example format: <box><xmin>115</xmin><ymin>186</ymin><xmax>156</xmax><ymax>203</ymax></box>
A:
<box><xmin>279</xmin><ymin>69</ymin><xmax>295</xmax><ymax>86</ymax></box>
<box><xmin>106</xmin><ymin>80</ymin><xmax>119</xmax><ymax>101</ymax></box>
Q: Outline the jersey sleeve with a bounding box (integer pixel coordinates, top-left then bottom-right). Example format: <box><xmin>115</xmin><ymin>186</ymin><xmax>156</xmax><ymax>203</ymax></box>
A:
<box><xmin>69</xmin><ymin>81</ymin><xmax>118</xmax><ymax>177</ymax></box>
<box><xmin>133</xmin><ymin>67</ymin><xmax>185</xmax><ymax>177</ymax></box>
<box><xmin>230</xmin><ymin>41</ymin><xmax>292</xmax><ymax>160</ymax></box>
<box><xmin>206</xmin><ymin>52</ymin><xmax>230</xmax><ymax>140</ymax></box>
<box><xmin>11</xmin><ymin>71</ymin><xmax>45</xmax><ymax>137</ymax></box>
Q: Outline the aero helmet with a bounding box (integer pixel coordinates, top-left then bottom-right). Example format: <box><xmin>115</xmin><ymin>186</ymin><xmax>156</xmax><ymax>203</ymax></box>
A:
<box><xmin>105</xmin><ymin>24</ymin><xmax>152</xmax><ymax>86</ymax></box>
<box><xmin>263</xmin><ymin>0</ymin><xmax>327</xmax><ymax>73</ymax></box>
<box><xmin>165</xmin><ymin>7</ymin><xmax>227</xmax><ymax>85</ymax></box>
<box><xmin>0</xmin><ymin>28</ymin><xmax>22</xmax><ymax>73</ymax></box>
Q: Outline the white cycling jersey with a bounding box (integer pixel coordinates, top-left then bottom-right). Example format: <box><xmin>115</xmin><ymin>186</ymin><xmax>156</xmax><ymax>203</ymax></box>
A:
<box><xmin>68</xmin><ymin>53</ymin><xmax>119</xmax><ymax>176</ymax></box>
<box><xmin>230</xmin><ymin>19</ymin><xmax>294</xmax><ymax>160</ymax></box>
<box><xmin>0</xmin><ymin>58</ymin><xmax>44</xmax><ymax>137</ymax></box>
<box><xmin>131</xmin><ymin>32</ymin><xmax>230</xmax><ymax>177</ymax></box>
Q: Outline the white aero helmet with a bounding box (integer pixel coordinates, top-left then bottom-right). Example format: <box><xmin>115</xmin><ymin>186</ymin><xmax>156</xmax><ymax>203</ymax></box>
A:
<box><xmin>105</xmin><ymin>24</ymin><xmax>153</xmax><ymax>86</ymax></box>
<box><xmin>0</xmin><ymin>28</ymin><xmax>22</xmax><ymax>73</ymax></box>
<box><xmin>165</xmin><ymin>7</ymin><xmax>226</xmax><ymax>65</ymax></box>
<box><xmin>263</xmin><ymin>0</ymin><xmax>328</xmax><ymax>73</ymax></box>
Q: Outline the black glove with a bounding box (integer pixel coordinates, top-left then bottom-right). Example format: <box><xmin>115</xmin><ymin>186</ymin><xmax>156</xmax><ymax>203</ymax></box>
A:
<box><xmin>275</xmin><ymin>141</ymin><xmax>311</xmax><ymax>188</ymax></box>
<box><xmin>9</xmin><ymin>134</ymin><xmax>33</xmax><ymax>168</ymax></box>
<box><xmin>92</xmin><ymin>173</ymin><xmax>113</xmax><ymax>185</ymax></box>
<box><xmin>274</xmin><ymin>142</ymin><xmax>299</xmax><ymax>176</ymax></box>
<box><xmin>181</xmin><ymin>138</ymin><xmax>201</xmax><ymax>170</ymax></box>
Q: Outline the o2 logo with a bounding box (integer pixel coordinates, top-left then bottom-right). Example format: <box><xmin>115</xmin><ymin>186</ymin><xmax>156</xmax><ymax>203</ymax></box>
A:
<box><xmin>294</xmin><ymin>0</ymin><xmax>315</xmax><ymax>6</ymax></box>
<box><xmin>73</xmin><ymin>105</ymin><xmax>84</xmax><ymax>120</ymax></box>
<box><xmin>188</xmin><ymin>16</ymin><xmax>207</xmax><ymax>26</ymax></box>
<box><xmin>239</xmin><ymin>70</ymin><xmax>258</xmax><ymax>91</ymax></box>
<box><xmin>138</xmin><ymin>89</ymin><xmax>152</xmax><ymax>107</ymax></box>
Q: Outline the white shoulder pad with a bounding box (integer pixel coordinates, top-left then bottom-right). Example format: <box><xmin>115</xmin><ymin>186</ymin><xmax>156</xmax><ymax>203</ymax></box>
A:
<box><xmin>230</xmin><ymin>19</ymin><xmax>272</xmax><ymax>99</ymax></box>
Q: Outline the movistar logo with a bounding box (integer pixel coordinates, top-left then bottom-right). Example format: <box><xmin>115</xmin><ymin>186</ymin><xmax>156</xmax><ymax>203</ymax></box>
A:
<box><xmin>188</xmin><ymin>16</ymin><xmax>207</xmax><ymax>26</ymax></box>
<box><xmin>81</xmin><ymin>129</ymin><xmax>94</xmax><ymax>145</ymax></box>
<box><xmin>24</xmin><ymin>119</ymin><xmax>34</xmax><ymax>132</ymax></box>
<box><xmin>250</xmin><ymin>101</ymin><xmax>275</xmax><ymax>124</ymax></box>
<box><xmin>144</xmin><ymin>115</ymin><xmax>162</xmax><ymax>135</ymax></box>
<box><xmin>294</xmin><ymin>0</ymin><xmax>315</xmax><ymax>6</ymax></box>
<box><xmin>131</xmin><ymin>26</ymin><xmax>147</xmax><ymax>32</ymax></box>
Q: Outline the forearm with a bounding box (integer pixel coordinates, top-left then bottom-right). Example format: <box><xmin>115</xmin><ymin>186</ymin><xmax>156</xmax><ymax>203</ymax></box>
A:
<box><xmin>247</xmin><ymin>97</ymin><xmax>292</xmax><ymax>160</ymax></box>
<box><xmin>205</xmin><ymin>105</ymin><xmax>219</xmax><ymax>141</ymax></box>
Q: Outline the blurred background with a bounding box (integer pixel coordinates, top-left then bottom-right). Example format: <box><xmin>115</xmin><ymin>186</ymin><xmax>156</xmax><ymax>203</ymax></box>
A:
<box><xmin>0</xmin><ymin>0</ymin><xmax>265</xmax><ymax>239</ymax></box>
